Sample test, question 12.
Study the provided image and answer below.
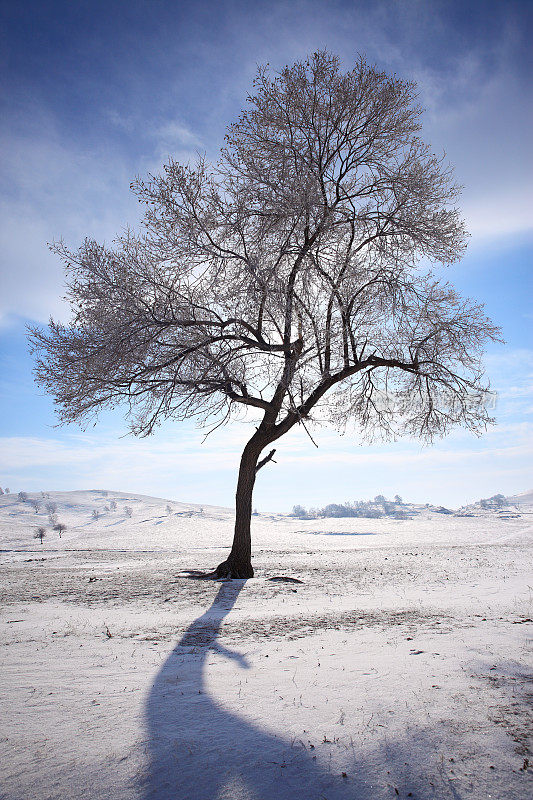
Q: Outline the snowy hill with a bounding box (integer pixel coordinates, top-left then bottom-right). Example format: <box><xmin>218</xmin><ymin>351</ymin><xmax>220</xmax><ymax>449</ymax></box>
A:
<box><xmin>454</xmin><ymin>488</ymin><xmax>533</xmax><ymax>517</ymax></box>
<box><xmin>0</xmin><ymin>489</ymin><xmax>234</xmax><ymax>553</ymax></box>
<box><xmin>0</xmin><ymin>488</ymin><xmax>304</xmax><ymax>558</ymax></box>
<box><xmin>507</xmin><ymin>488</ymin><xmax>533</xmax><ymax>506</ymax></box>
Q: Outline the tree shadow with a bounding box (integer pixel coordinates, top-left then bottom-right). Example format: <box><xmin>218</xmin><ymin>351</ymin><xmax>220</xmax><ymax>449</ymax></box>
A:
<box><xmin>301</xmin><ymin>531</ymin><xmax>381</xmax><ymax>536</ymax></box>
<box><xmin>141</xmin><ymin>582</ymin><xmax>449</xmax><ymax>800</ymax></box>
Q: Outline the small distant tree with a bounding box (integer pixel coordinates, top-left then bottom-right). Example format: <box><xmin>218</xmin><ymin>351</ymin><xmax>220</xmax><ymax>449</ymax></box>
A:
<box><xmin>53</xmin><ymin>522</ymin><xmax>67</xmax><ymax>538</ymax></box>
<box><xmin>29</xmin><ymin>498</ymin><xmax>42</xmax><ymax>512</ymax></box>
<box><xmin>166</xmin><ymin>504</ymin><xmax>173</xmax><ymax>515</ymax></box>
<box><xmin>291</xmin><ymin>504</ymin><xmax>309</xmax><ymax>519</ymax></box>
<box><xmin>29</xmin><ymin>51</ymin><xmax>501</xmax><ymax>577</ymax></box>
<box><xmin>48</xmin><ymin>513</ymin><xmax>58</xmax><ymax>527</ymax></box>
<box><xmin>92</xmin><ymin>509</ymin><xmax>100</xmax><ymax>520</ymax></box>
<box><xmin>124</xmin><ymin>506</ymin><xmax>133</xmax><ymax>518</ymax></box>
<box><xmin>18</xmin><ymin>491</ymin><xmax>28</xmax><ymax>503</ymax></box>
<box><xmin>34</xmin><ymin>527</ymin><xmax>46</xmax><ymax>545</ymax></box>
<box><xmin>0</xmin><ymin>487</ymin><xmax>4</xmax><ymax>495</ymax></box>
<box><xmin>360</xmin><ymin>507</ymin><xmax>383</xmax><ymax>519</ymax></box>
<box><xmin>492</xmin><ymin>493</ymin><xmax>508</xmax><ymax>508</ymax></box>
<box><xmin>394</xmin><ymin>494</ymin><xmax>403</xmax><ymax>505</ymax></box>
<box><xmin>45</xmin><ymin>501</ymin><xmax>58</xmax><ymax>515</ymax></box>
<box><xmin>479</xmin><ymin>493</ymin><xmax>508</xmax><ymax>510</ymax></box>
<box><xmin>109</xmin><ymin>499</ymin><xmax>117</xmax><ymax>511</ymax></box>
<box><xmin>5</xmin><ymin>487</ymin><xmax>9</xmax><ymax>494</ymax></box>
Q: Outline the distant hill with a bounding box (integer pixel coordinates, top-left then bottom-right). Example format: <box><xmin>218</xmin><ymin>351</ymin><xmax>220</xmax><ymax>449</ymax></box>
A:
<box><xmin>0</xmin><ymin>489</ymin><xmax>234</xmax><ymax>552</ymax></box>
<box><xmin>507</xmin><ymin>489</ymin><xmax>533</xmax><ymax>506</ymax></box>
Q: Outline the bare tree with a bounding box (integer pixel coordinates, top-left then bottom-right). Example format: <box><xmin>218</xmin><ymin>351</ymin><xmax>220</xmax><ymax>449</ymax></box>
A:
<box><xmin>34</xmin><ymin>527</ymin><xmax>46</xmax><ymax>545</ymax></box>
<box><xmin>124</xmin><ymin>506</ymin><xmax>133</xmax><ymax>518</ymax></box>
<box><xmin>53</xmin><ymin>522</ymin><xmax>67</xmax><ymax>538</ymax></box>
<box><xmin>29</xmin><ymin>498</ymin><xmax>42</xmax><ymax>513</ymax></box>
<box><xmin>29</xmin><ymin>51</ymin><xmax>500</xmax><ymax>578</ymax></box>
<box><xmin>18</xmin><ymin>491</ymin><xmax>28</xmax><ymax>503</ymax></box>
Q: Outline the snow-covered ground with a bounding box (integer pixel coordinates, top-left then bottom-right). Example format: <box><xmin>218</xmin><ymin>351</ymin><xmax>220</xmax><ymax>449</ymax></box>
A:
<box><xmin>0</xmin><ymin>489</ymin><xmax>531</xmax><ymax>799</ymax></box>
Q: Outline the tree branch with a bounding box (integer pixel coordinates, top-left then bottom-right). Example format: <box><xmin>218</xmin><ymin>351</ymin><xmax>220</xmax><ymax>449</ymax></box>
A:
<box><xmin>256</xmin><ymin>449</ymin><xmax>276</xmax><ymax>472</ymax></box>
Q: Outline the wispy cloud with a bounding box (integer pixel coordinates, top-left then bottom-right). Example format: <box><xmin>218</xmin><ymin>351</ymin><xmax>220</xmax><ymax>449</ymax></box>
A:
<box><xmin>1</xmin><ymin>408</ymin><xmax>531</xmax><ymax>508</ymax></box>
<box><xmin>0</xmin><ymin>107</ymin><xmax>140</xmax><ymax>324</ymax></box>
<box><xmin>1</xmin><ymin>1</ymin><xmax>530</xmax><ymax>328</ymax></box>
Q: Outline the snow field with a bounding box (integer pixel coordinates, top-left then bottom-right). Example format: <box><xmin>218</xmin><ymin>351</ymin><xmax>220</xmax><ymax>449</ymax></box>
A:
<box><xmin>0</xmin><ymin>490</ymin><xmax>531</xmax><ymax>799</ymax></box>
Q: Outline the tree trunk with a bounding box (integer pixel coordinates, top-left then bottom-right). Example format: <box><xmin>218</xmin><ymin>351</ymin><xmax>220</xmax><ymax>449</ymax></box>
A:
<box><xmin>214</xmin><ymin>435</ymin><xmax>265</xmax><ymax>578</ymax></box>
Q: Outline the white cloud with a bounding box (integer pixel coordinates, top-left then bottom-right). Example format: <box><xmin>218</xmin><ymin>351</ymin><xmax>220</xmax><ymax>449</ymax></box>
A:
<box><xmin>0</xmin><ymin>107</ymin><xmax>207</xmax><ymax>326</ymax></box>
<box><xmin>153</xmin><ymin>120</ymin><xmax>202</xmax><ymax>149</ymax></box>
<box><xmin>0</xmin><ymin>110</ymin><xmax>141</xmax><ymax>324</ymax></box>
<box><xmin>0</xmin><ymin>432</ymin><xmax>242</xmax><ymax>472</ymax></box>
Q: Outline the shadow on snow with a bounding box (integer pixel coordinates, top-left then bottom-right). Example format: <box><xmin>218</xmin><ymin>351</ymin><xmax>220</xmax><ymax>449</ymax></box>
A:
<box><xmin>142</xmin><ymin>581</ymin><xmax>450</xmax><ymax>800</ymax></box>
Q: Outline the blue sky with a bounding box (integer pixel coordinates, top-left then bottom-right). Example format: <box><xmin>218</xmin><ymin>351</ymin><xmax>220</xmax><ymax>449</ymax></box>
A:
<box><xmin>0</xmin><ymin>0</ymin><xmax>532</xmax><ymax>509</ymax></box>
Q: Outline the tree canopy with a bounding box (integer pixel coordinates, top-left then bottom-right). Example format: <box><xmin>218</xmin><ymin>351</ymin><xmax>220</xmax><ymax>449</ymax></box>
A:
<box><xmin>29</xmin><ymin>51</ymin><xmax>501</xmax><ymax>576</ymax></box>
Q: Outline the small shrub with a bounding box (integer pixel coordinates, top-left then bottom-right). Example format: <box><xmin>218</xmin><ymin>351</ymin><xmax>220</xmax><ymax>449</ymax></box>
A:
<box><xmin>124</xmin><ymin>506</ymin><xmax>133</xmax><ymax>518</ymax></box>
<box><xmin>291</xmin><ymin>504</ymin><xmax>309</xmax><ymax>519</ymax></box>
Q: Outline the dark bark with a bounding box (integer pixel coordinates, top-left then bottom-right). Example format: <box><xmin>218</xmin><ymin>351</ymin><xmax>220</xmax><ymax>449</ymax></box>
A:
<box><xmin>212</xmin><ymin>368</ymin><xmax>343</xmax><ymax>579</ymax></box>
<box><xmin>213</xmin><ymin>433</ymin><xmax>267</xmax><ymax>578</ymax></box>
